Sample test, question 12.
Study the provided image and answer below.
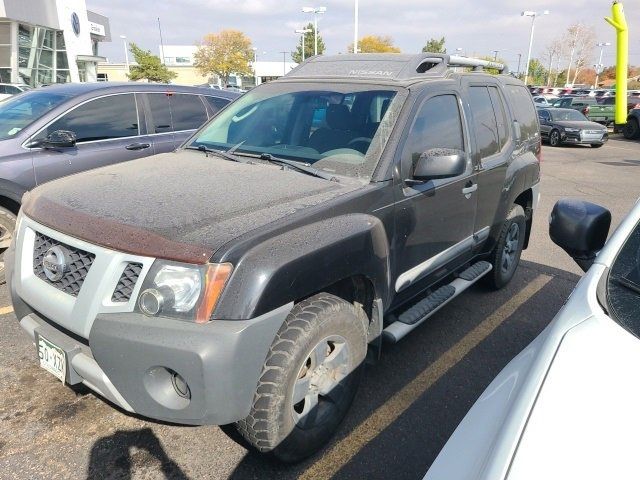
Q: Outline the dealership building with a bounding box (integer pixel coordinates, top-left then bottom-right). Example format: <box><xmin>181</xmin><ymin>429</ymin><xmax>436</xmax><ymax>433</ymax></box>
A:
<box><xmin>0</xmin><ymin>0</ymin><xmax>110</xmax><ymax>86</ymax></box>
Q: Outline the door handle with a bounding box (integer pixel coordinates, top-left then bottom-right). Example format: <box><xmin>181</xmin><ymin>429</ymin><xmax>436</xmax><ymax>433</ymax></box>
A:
<box><xmin>462</xmin><ymin>184</ymin><xmax>478</xmax><ymax>195</ymax></box>
<box><xmin>125</xmin><ymin>142</ymin><xmax>151</xmax><ymax>151</ymax></box>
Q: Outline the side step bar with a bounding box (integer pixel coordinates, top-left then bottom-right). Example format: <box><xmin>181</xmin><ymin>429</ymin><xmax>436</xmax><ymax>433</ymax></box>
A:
<box><xmin>383</xmin><ymin>261</ymin><xmax>492</xmax><ymax>343</ymax></box>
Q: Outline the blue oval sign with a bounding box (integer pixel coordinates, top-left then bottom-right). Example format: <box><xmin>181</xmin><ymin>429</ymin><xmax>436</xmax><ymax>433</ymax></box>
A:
<box><xmin>71</xmin><ymin>12</ymin><xmax>80</xmax><ymax>36</ymax></box>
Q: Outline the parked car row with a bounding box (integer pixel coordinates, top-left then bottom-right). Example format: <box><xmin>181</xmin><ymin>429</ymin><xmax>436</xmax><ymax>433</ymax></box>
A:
<box><xmin>529</xmin><ymin>85</ymin><xmax>640</xmax><ymax>99</ymax></box>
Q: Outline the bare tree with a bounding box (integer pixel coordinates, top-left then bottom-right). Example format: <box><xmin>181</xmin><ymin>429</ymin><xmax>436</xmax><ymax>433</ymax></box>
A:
<box><xmin>563</xmin><ymin>23</ymin><xmax>596</xmax><ymax>86</ymax></box>
<box><xmin>542</xmin><ymin>39</ymin><xmax>563</xmax><ymax>86</ymax></box>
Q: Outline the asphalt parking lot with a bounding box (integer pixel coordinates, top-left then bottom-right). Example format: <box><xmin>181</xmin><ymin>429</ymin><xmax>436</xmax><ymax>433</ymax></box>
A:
<box><xmin>1</xmin><ymin>136</ymin><xmax>639</xmax><ymax>480</ymax></box>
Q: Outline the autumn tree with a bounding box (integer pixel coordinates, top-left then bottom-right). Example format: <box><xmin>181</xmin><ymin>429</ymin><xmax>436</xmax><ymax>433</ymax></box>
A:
<box><xmin>292</xmin><ymin>23</ymin><xmax>325</xmax><ymax>63</ymax></box>
<box><xmin>422</xmin><ymin>37</ymin><xmax>446</xmax><ymax>53</ymax></box>
<box><xmin>349</xmin><ymin>35</ymin><xmax>401</xmax><ymax>54</ymax></box>
<box><xmin>542</xmin><ymin>38</ymin><xmax>563</xmax><ymax>86</ymax></box>
<box><xmin>194</xmin><ymin>30</ymin><xmax>253</xmax><ymax>86</ymax></box>
<box><xmin>127</xmin><ymin>43</ymin><xmax>177</xmax><ymax>83</ymax></box>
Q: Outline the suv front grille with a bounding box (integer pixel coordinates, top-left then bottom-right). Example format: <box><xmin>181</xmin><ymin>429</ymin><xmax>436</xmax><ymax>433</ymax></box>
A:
<box><xmin>112</xmin><ymin>263</ymin><xmax>143</xmax><ymax>302</ymax></box>
<box><xmin>33</xmin><ymin>233</ymin><xmax>95</xmax><ymax>297</ymax></box>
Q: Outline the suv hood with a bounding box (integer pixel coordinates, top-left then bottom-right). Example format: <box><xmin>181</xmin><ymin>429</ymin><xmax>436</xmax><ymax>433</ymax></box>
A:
<box><xmin>22</xmin><ymin>150</ymin><xmax>357</xmax><ymax>263</ymax></box>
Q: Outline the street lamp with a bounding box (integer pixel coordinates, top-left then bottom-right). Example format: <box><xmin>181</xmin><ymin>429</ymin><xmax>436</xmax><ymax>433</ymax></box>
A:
<box><xmin>521</xmin><ymin>10</ymin><xmax>549</xmax><ymax>85</ymax></box>
<box><xmin>594</xmin><ymin>42</ymin><xmax>612</xmax><ymax>88</ymax></box>
<box><xmin>302</xmin><ymin>6</ymin><xmax>326</xmax><ymax>56</ymax></box>
<box><xmin>295</xmin><ymin>28</ymin><xmax>312</xmax><ymax>61</ymax></box>
<box><xmin>119</xmin><ymin>34</ymin><xmax>130</xmax><ymax>76</ymax></box>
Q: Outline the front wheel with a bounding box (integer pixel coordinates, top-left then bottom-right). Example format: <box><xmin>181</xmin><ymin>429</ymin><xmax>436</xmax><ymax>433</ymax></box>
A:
<box><xmin>485</xmin><ymin>205</ymin><xmax>526</xmax><ymax>290</ymax></box>
<box><xmin>235</xmin><ymin>293</ymin><xmax>368</xmax><ymax>463</ymax></box>
<box><xmin>0</xmin><ymin>206</ymin><xmax>17</xmax><ymax>284</ymax></box>
<box><xmin>548</xmin><ymin>129</ymin><xmax>562</xmax><ymax>147</ymax></box>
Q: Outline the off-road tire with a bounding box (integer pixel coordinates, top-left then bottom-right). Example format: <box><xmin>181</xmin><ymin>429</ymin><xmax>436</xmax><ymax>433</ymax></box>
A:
<box><xmin>548</xmin><ymin>129</ymin><xmax>561</xmax><ymax>147</ymax></box>
<box><xmin>485</xmin><ymin>204</ymin><xmax>526</xmax><ymax>290</ymax></box>
<box><xmin>623</xmin><ymin>118</ymin><xmax>640</xmax><ymax>140</ymax></box>
<box><xmin>0</xmin><ymin>207</ymin><xmax>17</xmax><ymax>285</ymax></box>
<box><xmin>235</xmin><ymin>293</ymin><xmax>368</xmax><ymax>463</ymax></box>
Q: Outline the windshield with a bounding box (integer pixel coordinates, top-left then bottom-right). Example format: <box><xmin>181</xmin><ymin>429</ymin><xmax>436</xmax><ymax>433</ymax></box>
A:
<box><xmin>551</xmin><ymin>109</ymin><xmax>587</xmax><ymax>122</ymax></box>
<box><xmin>0</xmin><ymin>90</ymin><xmax>70</xmax><ymax>140</ymax></box>
<box><xmin>188</xmin><ymin>82</ymin><xmax>402</xmax><ymax>180</ymax></box>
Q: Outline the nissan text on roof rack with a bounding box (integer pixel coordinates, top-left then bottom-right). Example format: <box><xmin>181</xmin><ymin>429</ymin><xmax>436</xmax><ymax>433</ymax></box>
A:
<box><xmin>7</xmin><ymin>53</ymin><xmax>541</xmax><ymax>462</ymax></box>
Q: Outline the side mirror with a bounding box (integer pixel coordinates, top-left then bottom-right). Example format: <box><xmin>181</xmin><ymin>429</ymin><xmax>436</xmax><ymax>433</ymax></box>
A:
<box><xmin>549</xmin><ymin>199</ymin><xmax>611</xmax><ymax>272</ymax></box>
<box><xmin>411</xmin><ymin>148</ymin><xmax>466</xmax><ymax>183</ymax></box>
<box><xmin>41</xmin><ymin>130</ymin><xmax>76</xmax><ymax>149</ymax></box>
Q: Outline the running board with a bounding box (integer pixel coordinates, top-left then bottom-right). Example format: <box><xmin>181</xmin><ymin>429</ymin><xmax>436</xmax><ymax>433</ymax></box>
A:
<box><xmin>383</xmin><ymin>261</ymin><xmax>492</xmax><ymax>343</ymax></box>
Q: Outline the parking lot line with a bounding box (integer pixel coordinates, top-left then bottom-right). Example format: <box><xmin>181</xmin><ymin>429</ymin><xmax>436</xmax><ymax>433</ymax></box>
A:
<box><xmin>0</xmin><ymin>305</ymin><xmax>13</xmax><ymax>315</ymax></box>
<box><xmin>301</xmin><ymin>274</ymin><xmax>552</xmax><ymax>480</ymax></box>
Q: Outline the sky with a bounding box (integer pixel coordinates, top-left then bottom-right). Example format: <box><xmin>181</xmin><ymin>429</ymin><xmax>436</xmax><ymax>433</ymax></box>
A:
<box><xmin>90</xmin><ymin>0</ymin><xmax>640</xmax><ymax>72</ymax></box>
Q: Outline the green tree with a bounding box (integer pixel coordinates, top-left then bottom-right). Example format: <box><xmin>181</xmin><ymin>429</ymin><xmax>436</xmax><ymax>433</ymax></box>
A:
<box><xmin>422</xmin><ymin>37</ymin><xmax>446</xmax><ymax>53</ymax></box>
<box><xmin>292</xmin><ymin>23</ymin><xmax>325</xmax><ymax>62</ymax></box>
<box><xmin>526</xmin><ymin>58</ymin><xmax>548</xmax><ymax>85</ymax></box>
<box><xmin>194</xmin><ymin>30</ymin><xmax>253</xmax><ymax>86</ymax></box>
<box><xmin>475</xmin><ymin>55</ymin><xmax>509</xmax><ymax>75</ymax></box>
<box><xmin>349</xmin><ymin>35</ymin><xmax>401</xmax><ymax>54</ymax></box>
<box><xmin>127</xmin><ymin>43</ymin><xmax>177</xmax><ymax>83</ymax></box>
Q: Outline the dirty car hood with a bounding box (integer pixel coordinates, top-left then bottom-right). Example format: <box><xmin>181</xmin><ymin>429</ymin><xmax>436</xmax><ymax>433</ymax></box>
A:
<box><xmin>22</xmin><ymin>150</ymin><xmax>358</xmax><ymax>263</ymax></box>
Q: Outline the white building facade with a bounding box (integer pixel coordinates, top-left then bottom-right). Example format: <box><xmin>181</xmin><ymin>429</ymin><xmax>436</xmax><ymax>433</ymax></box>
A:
<box><xmin>0</xmin><ymin>0</ymin><xmax>110</xmax><ymax>86</ymax></box>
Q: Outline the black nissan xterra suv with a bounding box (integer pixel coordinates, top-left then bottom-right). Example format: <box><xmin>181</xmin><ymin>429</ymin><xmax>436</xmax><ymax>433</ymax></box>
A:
<box><xmin>7</xmin><ymin>54</ymin><xmax>541</xmax><ymax>462</ymax></box>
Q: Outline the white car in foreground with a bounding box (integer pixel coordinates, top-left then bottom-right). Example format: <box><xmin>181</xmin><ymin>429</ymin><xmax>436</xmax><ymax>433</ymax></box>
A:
<box><xmin>425</xmin><ymin>198</ymin><xmax>640</xmax><ymax>480</ymax></box>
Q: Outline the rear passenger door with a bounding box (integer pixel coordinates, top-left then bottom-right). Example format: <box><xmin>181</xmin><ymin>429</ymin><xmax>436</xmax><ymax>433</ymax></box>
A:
<box><xmin>32</xmin><ymin>93</ymin><xmax>154</xmax><ymax>185</ymax></box>
<box><xmin>167</xmin><ymin>93</ymin><xmax>209</xmax><ymax>148</ymax></box>
<box><xmin>463</xmin><ymin>82</ymin><xmax>512</xmax><ymax>242</ymax></box>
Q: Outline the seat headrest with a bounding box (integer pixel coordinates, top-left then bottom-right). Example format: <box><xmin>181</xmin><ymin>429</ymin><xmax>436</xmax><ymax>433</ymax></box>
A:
<box><xmin>326</xmin><ymin>104</ymin><xmax>352</xmax><ymax>130</ymax></box>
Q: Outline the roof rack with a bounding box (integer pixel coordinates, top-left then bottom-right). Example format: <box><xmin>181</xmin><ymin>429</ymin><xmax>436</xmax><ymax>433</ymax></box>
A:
<box><xmin>285</xmin><ymin>53</ymin><xmax>507</xmax><ymax>82</ymax></box>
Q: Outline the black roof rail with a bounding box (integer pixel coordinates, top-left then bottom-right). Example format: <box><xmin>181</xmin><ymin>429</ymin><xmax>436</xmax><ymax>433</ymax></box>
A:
<box><xmin>285</xmin><ymin>53</ymin><xmax>507</xmax><ymax>81</ymax></box>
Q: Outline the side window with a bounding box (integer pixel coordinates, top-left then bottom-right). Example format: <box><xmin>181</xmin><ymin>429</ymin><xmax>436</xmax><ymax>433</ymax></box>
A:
<box><xmin>169</xmin><ymin>94</ymin><xmax>208</xmax><ymax>131</ymax></box>
<box><xmin>43</xmin><ymin>94</ymin><xmax>139</xmax><ymax>142</ymax></box>
<box><xmin>468</xmin><ymin>86</ymin><xmax>499</xmax><ymax>159</ymax></box>
<box><xmin>204</xmin><ymin>96</ymin><xmax>230</xmax><ymax>115</ymax></box>
<box><xmin>402</xmin><ymin>94</ymin><xmax>464</xmax><ymax>172</ymax></box>
<box><xmin>6</xmin><ymin>85</ymin><xmax>20</xmax><ymax>94</ymax></box>
<box><xmin>504</xmin><ymin>85</ymin><xmax>538</xmax><ymax>140</ymax></box>
<box><xmin>0</xmin><ymin>85</ymin><xmax>6</xmax><ymax>94</ymax></box>
<box><xmin>488</xmin><ymin>87</ymin><xmax>509</xmax><ymax>149</ymax></box>
<box><xmin>147</xmin><ymin>93</ymin><xmax>172</xmax><ymax>134</ymax></box>
<box><xmin>538</xmin><ymin>110</ymin><xmax>551</xmax><ymax>122</ymax></box>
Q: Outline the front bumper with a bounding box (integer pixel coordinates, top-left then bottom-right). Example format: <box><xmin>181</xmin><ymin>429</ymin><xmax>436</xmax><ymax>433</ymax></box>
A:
<box><xmin>7</xmin><ymin>225</ymin><xmax>293</xmax><ymax>426</ymax></box>
<box><xmin>562</xmin><ymin>131</ymin><xmax>609</xmax><ymax>145</ymax></box>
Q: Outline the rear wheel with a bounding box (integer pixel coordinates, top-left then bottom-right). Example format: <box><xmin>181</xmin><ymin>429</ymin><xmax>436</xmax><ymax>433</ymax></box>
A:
<box><xmin>0</xmin><ymin>207</ymin><xmax>17</xmax><ymax>284</ymax></box>
<box><xmin>623</xmin><ymin>118</ymin><xmax>640</xmax><ymax>140</ymax></box>
<box><xmin>548</xmin><ymin>129</ymin><xmax>561</xmax><ymax>147</ymax></box>
<box><xmin>486</xmin><ymin>205</ymin><xmax>526</xmax><ymax>290</ymax></box>
<box><xmin>235</xmin><ymin>293</ymin><xmax>368</xmax><ymax>463</ymax></box>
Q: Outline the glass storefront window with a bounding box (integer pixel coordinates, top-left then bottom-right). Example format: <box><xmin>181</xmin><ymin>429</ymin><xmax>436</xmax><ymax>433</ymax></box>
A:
<box><xmin>0</xmin><ymin>68</ymin><xmax>10</xmax><ymax>82</ymax></box>
<box><xmin>17</xmin><ymin>24</ymin><xmax>70</xmax><ymax>86</ymax></box>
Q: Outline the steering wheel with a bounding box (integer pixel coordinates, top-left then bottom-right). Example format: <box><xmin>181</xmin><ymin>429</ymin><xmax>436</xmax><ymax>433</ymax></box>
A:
<box><xmin>347</xmin><ymin>137</ymin><xmax>372</xmax><ymax>154</ymax></box>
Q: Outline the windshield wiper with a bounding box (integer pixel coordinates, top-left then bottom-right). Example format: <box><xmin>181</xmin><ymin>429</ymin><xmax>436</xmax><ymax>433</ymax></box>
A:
<box><xmin>187</xmin><ymin>141</ymin><xmax>249</xmax><ymax>163</ymax></box>
<box><xmin>259</xmin><ymin>153</ymin><xmax>339</xmax><ymax>182</ymax></box>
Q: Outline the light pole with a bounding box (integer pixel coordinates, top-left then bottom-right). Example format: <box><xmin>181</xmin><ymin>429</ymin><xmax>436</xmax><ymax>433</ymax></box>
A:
<box><xmin>492</xmin><ymin>49</ymin><xmax>500</xmax><ymax>61</ymax></box>
<box><xmin>302</xmin><ymin>6</ymin><xmax>326</xmax><ymax>56</ymax></box>
<box><xmin>354</xmin><ymin>0</ymin><xmax>359</xmax><ymax>53</ymax></box>
<box><xmin>594</xmin><ymin>42</ymin><xmax>611</xmax><ymax>88</ymax></box>
<box><xmin>521</xmin><ymin>10</ymin><xmax>549</xmax><ymax>85</ymax></box>
<box><xmin>252</xmin><ymin>47</ymin><xmax>258</xmax><ymax>86</ymax></box>
<box><xmin>295</xmin><ymin>28</ymin><xmax>312</xmax><ymax>61</ymax></box>
<box><xmin>455</xmin><ymin>47</ymin><xmax>464</xmax><ymax>56</ymax></box>
<box><xmin>517</xmin><ymin>53</ymin><xmax>522</xmax><ymax>77</ymax></box>
<box><xmin>119</xmin><ymin>35</ymin><xmax>130</xmax><ymax>76</ymax></box>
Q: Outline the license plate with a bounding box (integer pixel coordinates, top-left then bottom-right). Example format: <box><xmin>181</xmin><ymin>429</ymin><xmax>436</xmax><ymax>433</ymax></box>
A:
<box><xmin>37</xmin><ymin>335</ymin><xmax>66</xmax><ymax>383</ymax></box>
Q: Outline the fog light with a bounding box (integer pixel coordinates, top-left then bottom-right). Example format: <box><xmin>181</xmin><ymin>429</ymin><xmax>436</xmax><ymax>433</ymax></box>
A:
<box><xmin>139</xmin><ymin>288</ymin><xmax>164</xmax><ymax>315</ymax></box>
<box><xmin>171</xmin><ymin>371</ymin><xmax>191</xmax><ymax>399</ymax></box>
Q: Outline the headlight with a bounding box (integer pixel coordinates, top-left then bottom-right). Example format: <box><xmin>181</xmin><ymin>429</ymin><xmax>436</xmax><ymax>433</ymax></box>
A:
<box><xmin>565</xmin><ymin>128</ymin><xmax>580</xmax><ymax>133</ymax></box>
<box><xmin>137</xmin><ymin>261</ymin><xmax>232</xmax><ymax>323</ymax></box>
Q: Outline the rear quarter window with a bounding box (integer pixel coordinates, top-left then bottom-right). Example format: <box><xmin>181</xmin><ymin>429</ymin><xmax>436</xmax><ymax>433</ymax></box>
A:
<box><xmin>504</xmin><ymin>85</ymin><xmax>538</xmax><ymax>140</ymax></box>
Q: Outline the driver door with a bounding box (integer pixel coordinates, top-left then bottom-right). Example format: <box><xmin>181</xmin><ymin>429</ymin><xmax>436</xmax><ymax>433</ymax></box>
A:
<box><xmin>392</xmin><ymin>92</ymin><xmax>478</xmax><ymax>295</ymax></box>
<box><xmin>31</xmin><ymin>93</ymin><xmax>152</xmax><ymax>185</ymax></box>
